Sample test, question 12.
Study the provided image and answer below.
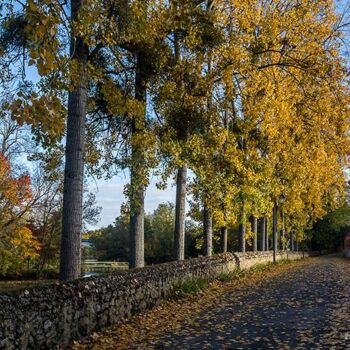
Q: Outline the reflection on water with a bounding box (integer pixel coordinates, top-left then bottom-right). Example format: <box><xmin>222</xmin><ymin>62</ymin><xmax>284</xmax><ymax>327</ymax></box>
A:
<box><xmin>81</xmin><ymin>260</ymin><xmax>129</xmax><ymax>278</ymax></box>
<box><xmin>83</xmin><ymin>271</ymin><xmax>101</xmax><ymax>278</ymax></box>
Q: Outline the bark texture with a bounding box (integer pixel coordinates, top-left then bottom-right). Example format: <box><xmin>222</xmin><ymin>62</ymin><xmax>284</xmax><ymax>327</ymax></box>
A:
<box><xmin>60</xmin><ymin>0</ymin><xmax>88</xmax><ymax>281</ymax></box>
<box><xmin>174</xmin><ymin>165</ymin><xmax>187</xmax><ymax>260</ymax></box>
<box><xmin>239</xmin><ymin>222</ymin><xmax>246</xmax><ymax>252</ymax></box>
<box><xmin>281</xmin><ymin>209</ymin><xmax>286</xmax><ymax>250</ymax></box>
<box><xmin>203</xmin><ymin>205</ymin><xmax>213</xmax><ymax>256</ymax></box>
<box><xmin>259</xmin><ymin>217</ymin><xmax>266</xmax><ymax>251</ymax></box>
<box><xmin>129</xmin><ymin>54</ymin><xmax>147</xmax><ymax>268</ymax></box>
<box><xmin>265</xmin><ymin>217</ymin><xmax>269</xmax><ymax>251</ymax></box>
<box><xmin>273</xmin><ymin>205</ymin><xmax>278</xmax><ymax>263</ymax></box>
<box><xmin>172</xmin><ymin>30</ymin><xmax>188</xmax><ymax>261</ymax></box>
<box><xmin>290</xmin><ymin>232</ymin><xmax>294</xmax><ymax>251</ymax></box>
<box><xmin>251</xmin><ymin>216</ymin><xmax>258</xmax><ymax>252</ymax></box>
<box><xmin>221</xmin><ymin>226</ymin><xmax>228</xmax><ymax>253</ymax></box>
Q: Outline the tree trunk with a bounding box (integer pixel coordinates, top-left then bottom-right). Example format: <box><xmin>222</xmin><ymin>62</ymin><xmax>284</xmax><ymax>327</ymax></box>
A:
<box><xmin>221</xmin><ymin>226</ymin><xmax>228</xmax><ymax>253</ymax></box>
<box><xmin>273</xmin><ymin>205</ymin><xmax>278</xmax><ymax>263</ymax></box>
<box><xmin>290</xmin><ymin>232</ymin><xmax>294</xmax><ymax>251</ymax></box>
<box><xmin>173</xmin><ymin>29</ymin><xmax>188</xmax><ymax>261</ymax></box>
<box><xmin>129</xmin><ymin>54</ymin><xmax>147</xmax><ymax>269</ymax></box>
<box><xmin>251</xmin><ymin>215</ymin><xmax>258</xmax><ymax>252</ymax></box>
<box><xmin>59</xmin><ymin>0</ymin><xmax>88</xmax><ymax>281</ymax></box>
<box><xmin>203</xmin><ymin>204</ymin><xmax>213</xmax><ymax>256</ymax></box>
<box><xmin>265</xmin><ymin>217</ymin><xmax>269</xmax><ymax>251</ymax></box>
<box><xmin>259</xmin><ymin>218</ymin><xmax>266</xmax><ymax>251</ymax></box>
<box><xmin>174</xmin><ymin>165</ymin><xmax>187</xmax><ymax>260</ymax></box>
<box><xmin>239</xmin><ymin>222</ymin><xmax>246</xmax><ymax>252</ymax></box>
<box><xmin>281</xmin><ymin>209</ymin><xmax>285</xmax><ymax>250</ymax></box>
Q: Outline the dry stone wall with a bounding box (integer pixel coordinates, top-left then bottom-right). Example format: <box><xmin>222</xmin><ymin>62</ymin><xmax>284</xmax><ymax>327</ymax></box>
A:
<box><xmin>235</xmin><ymin>251</ymin><xmax>307</xmax><ymax>270</ymax></box>
<box><xmin>0</xmin><ymin>251</ymin><xmax>307</xmax><ymax>350</ymax></box>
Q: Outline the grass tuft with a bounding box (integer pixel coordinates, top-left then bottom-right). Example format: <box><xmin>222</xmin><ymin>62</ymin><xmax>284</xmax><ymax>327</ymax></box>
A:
<box><xmin>171</xmin><ymin>277</ymin><xmax>208</xmax><ymax>299</ymax></box>
<box><xmin>216</xmin><ymin>269</ymin><xmax>246</xmax><ymax>282</ymax></box>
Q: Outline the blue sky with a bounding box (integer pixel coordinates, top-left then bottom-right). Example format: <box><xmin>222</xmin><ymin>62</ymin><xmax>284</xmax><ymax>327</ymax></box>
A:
<box><xmin>88</xmin><ymin>175</ymin><xmax>178</xmax><ymax>228</ymax></box>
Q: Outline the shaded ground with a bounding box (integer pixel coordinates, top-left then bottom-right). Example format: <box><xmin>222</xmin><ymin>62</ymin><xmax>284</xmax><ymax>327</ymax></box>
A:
<box><xmin>73</xmin><ymin>255</ymin><xmax>350</xmax><ymax>350</ymax></box>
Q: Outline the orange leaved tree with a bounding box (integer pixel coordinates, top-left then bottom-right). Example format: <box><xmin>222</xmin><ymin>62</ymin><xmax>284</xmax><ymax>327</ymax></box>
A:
<box><xmin>0</xmin><ymin>153</ymin><xmax>39</xmax><ymax>275</ymax></box>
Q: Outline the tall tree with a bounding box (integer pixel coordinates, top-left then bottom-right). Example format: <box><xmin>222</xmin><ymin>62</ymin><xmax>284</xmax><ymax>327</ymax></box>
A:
<box><xmin>68</xmin><ymin>0</ymin><xmax>170</xmax><ymax>268</ymax></box>
<box><xmin>154</xmin><ymin>0</ymin><xmax>217</xmax><ymax>260</ymax></box>
<box><xmin>129</xmin><ymin>54</ymin><xmax>147</xmax><ymax>268</ymax></box>
<box><xmin>0</xmin><ymin>153</ymin><xmax>39</xmax><ymax>275</ymax></box>
<box><xmin>59</xmin><ymin>0</ymin><xmax>89</xmax><ymax>280</ymax></box>
<box><xmin>172</xmin><ymin>19</ymin><xmax>187</xmax><ymax>261</ymax></box>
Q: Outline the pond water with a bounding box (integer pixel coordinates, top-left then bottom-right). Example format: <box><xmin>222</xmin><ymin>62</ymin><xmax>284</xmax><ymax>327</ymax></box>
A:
<box><xmin>82</xmin><ymin>271</ymin><xmax>101</xmax><ymax>278</ymax></box>
<box><xmin>81</xmin><ymin>260</ymin><xmax>128</xmax><ymax>278</ymax></box>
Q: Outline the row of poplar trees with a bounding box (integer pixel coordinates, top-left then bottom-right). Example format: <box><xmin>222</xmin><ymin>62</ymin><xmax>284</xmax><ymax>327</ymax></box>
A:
<box><xmin>1</xmin><ymin>0</ymin><xmax>350</xmax><ymax>280</ymax></box>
